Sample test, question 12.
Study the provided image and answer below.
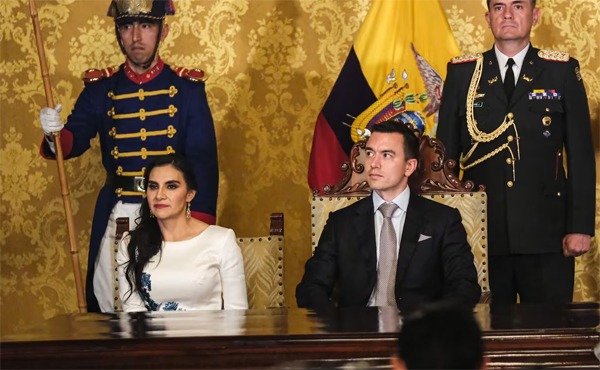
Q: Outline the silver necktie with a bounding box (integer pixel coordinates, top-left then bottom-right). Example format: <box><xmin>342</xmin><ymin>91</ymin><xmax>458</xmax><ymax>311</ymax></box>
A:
<box><xmin>374</xmin><ymin>202</ymin><xmax>399</xmax><ymax>306</ymax></box>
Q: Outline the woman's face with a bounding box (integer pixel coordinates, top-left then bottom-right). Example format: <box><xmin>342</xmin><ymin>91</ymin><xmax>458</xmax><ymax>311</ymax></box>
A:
<box><xmin>146</xmin><ymin>164</ymin><xmax>195</xmax><ymax>221</ymax></box>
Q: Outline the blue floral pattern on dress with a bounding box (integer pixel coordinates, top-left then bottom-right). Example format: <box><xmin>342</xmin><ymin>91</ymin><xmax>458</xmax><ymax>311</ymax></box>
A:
<box><xmin>163</xmin><ymin>301</ymin><xmax>179</xmax><ymax>311</ymax></box>
<box><xmin>140</xmin><ymin>272</ymin><xmax>183</xmax><ymax>311</ymax></box>
<box><xmin>140</xmin><ymin>273</ymin><xmax>159</xmax><ymax>311</ymax></box>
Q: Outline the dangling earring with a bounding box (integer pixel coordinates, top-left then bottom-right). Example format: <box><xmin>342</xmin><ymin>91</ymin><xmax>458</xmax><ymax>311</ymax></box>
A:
<box><xmin>150</xmin><ymin>212</ymin><xmax>155</xmax><ymax>218</ymax></box>
<box><xmin>186</xmin><ymin>202</ymin><xmax>191</xmax><ymax>219</ymax></box>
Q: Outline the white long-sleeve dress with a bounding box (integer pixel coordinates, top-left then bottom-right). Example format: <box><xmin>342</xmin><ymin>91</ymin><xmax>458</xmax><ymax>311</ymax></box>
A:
<box><xmin>117</xmin><ymin>226</ymin><xmax>248</xmax><ymax>311</ymax></box>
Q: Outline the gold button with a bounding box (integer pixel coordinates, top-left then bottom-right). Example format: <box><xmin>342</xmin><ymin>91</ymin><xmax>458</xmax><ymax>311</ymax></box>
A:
<box><xmin>507</xmin><ymin>135</ymin><xmax>514</xmax><ymax>142</ymax></box>
<box><xmin>506</xmin><ymin>158</ymin><xmax>512</xmax><ymax>165</ymax></box>
<box><xmin>507</xmin><ymin>112</ymin><xmax>514</xmax><ymax>119</ymax></box>
<box><xmin>507</xmin><ymin>181</ymin><xmax>514</xmax><ymax>187</ymax></box>
<box><xmin>557</xmin><ymin>192</ymin><xmax>561</xmax><ymax>197</ymax></box>
<box><xmin>545</xmin><ymin>108</ymin><xmax>550</xmax><ymax>112</ymax></box>
<box><xmin>542</xmin><ymin>116</ymin><xmax>552</xmax><ymax>126</ymax></box>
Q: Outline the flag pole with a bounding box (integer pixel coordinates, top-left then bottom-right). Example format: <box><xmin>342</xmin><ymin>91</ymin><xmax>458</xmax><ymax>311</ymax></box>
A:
<box><xmin>29</xmin><ymin>0</ymin><xmax>87</xmax><ymax>313</ymax></box>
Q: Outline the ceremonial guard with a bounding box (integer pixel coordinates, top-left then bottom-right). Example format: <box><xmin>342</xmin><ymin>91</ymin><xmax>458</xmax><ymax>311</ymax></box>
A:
<box><xmin>39</xmin><ymin>0</ymin><xmax>218</xmax><ymax>312</ymax></box>
<box><xmin>438</xmin><ymin>0</ymin><xmax>595</xmax><ymax>304</ymax></box>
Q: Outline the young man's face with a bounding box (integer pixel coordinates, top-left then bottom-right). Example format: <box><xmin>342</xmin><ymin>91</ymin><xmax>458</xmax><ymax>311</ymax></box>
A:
<box><xmin>364</xmin><ymin>132</ymin><xmax>417</xmax><ymax>201</ymax></box>
<box><xmin>485</xmin><ymin>0</ymin><xmax>540</xmax><ymax>45</ymax></box>
<box><xmin>117</xmin><ymin>21</ymin><xmax>167</xmax><ymax>69</ymax></box>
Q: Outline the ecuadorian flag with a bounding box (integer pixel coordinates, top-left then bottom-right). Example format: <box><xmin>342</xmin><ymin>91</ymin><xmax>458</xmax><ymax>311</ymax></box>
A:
<box><xmin>308</xmin><ymin>0</ymin><xmax>460</xmax><ymax>194</ymax></box>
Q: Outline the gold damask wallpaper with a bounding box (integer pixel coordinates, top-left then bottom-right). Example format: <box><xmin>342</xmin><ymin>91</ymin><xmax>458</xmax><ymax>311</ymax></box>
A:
<box><xmin>1</xmin><ymin>0</ymin><xmax>599</xmax><ymax>335</ymax></box>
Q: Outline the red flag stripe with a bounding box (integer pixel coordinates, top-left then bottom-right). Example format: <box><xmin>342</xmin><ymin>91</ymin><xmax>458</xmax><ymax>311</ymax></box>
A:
<box><xmin>308</xmin><ymin>112</ymin><xmax>351</xmax><ymax>193</ymax></box>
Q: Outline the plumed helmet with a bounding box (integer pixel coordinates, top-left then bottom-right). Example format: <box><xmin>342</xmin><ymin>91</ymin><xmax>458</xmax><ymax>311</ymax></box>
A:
<box><xmin>108</xmin><ymin>0</ymin><xmax>175</xmax><ymax>25</ymax></box>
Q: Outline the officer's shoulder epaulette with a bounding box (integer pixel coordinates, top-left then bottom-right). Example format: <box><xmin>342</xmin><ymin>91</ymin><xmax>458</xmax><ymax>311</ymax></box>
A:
<box><xmin>171</xmin><ymin>66</ymin><xmax>207</xmax><ymax>83</ymax></box>
<box><xmin>538</xmin><ymin>49</ymin><xmax>569</xmax><ymax>62</ymax></box>
<box><xmin>81</xmin><ymin>66</ymin><xmax>119</xmax><ymax>83</ymax></box>
<box><xmin>450</xmin><ymin>53</ymin><xmax>482</xmax><ymax>64</ymax></box>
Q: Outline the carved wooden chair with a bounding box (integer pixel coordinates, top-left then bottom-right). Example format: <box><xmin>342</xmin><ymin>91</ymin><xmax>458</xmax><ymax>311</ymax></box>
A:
<box><xmin>311</xmin><ymin>133</ymin><xmax>491</xmax><ymax>303</ymax></box>
<box><xmin>237</xmin><ymin>213</ymin><xmax>285</xmax><ymax>309</ymax></box>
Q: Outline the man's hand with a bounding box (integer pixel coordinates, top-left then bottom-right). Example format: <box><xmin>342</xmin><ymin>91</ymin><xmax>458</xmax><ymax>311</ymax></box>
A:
<box><xmin>40</xmin><ymin>104</ymin><xmax>64</xmax><ymax>136</ymax></box>
<box><xmin>562</xmin><ymin>233</ymin><xmax>592</xmax><ymax>257</ymax></box>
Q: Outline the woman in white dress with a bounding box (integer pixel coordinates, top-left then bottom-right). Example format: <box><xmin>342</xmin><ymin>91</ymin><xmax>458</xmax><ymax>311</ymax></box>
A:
<box><xmin>117</xmin><ymin>154</ymin><xmax>248</xmax><ymax>311</ymax></box>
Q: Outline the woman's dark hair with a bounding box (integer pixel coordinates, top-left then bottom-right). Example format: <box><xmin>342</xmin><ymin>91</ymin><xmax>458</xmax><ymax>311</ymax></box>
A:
<box><xmin>123</xmin><ymin>153</ymin><xmax>198</xmax><ymax>298</ymax></box>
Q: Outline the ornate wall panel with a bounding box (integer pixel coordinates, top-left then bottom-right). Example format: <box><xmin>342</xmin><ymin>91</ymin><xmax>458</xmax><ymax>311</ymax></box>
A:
<box><xmin>1</xmin><ymin>0</ymin><xmax>598</xmax><ymax>334</ymax></box>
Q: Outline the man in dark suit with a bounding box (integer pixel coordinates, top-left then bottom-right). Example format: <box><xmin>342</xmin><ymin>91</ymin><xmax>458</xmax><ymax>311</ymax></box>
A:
<box><xmin>437</xmin><ymin>0</ymin><xmax>595</xmax><ymax>304</ymax></box>
<box><xmin>296</xmin><ymin>121</ymin><xmax>480</xmax><ymax>310</ymax></box>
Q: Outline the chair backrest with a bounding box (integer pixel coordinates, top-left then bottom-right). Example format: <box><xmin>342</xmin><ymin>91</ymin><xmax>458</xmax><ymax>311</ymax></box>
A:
<box><xmin>237</xmin><ymin>213</ymin><xmax>285</xmax><ymax>309</ymax></box>
<box><xmin>419</xmin><ymin>192</ymin><xmax>490</xmax><ymax>301</ymax></box>
<box><xmin>310</xmin><ymin>134</ymin><xmax>490</xmax><ymax>302</ymax></box>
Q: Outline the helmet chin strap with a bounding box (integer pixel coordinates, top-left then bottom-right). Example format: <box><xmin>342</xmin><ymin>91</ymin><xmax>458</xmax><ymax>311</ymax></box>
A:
<box><xmin>138</xmin><ymin>21</ymin><xmax>163</xmax><ymax>69</ymax></box>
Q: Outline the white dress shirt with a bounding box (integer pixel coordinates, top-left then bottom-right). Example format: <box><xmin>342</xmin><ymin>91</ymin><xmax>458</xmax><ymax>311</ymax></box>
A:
<box><xmin>494</xmin><ymin>44</ymin><xmax>529</xmax><ymax>86</ymax></box>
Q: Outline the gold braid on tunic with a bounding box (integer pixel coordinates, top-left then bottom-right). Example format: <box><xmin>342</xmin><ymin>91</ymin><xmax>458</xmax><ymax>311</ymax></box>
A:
<box><xmin>460</xmin><ymin>55</ymin><xmax>520</xmax><ymax>182</ymax></box>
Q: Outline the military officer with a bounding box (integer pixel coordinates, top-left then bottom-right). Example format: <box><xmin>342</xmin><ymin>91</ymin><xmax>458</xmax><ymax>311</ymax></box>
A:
<box><xmin>39</xmin><ymin>0</ymin><xmax>218</xmax><ymax>312</ymax></box>
<box><xmin>437</xmin><ymin>0</ymin><xmax>595</xmax><ymax>304</ymax></box>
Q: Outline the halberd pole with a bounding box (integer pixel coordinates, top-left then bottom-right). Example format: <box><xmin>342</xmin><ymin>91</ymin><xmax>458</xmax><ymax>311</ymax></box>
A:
<box><xmin>29</xmin><ymin>0</ymin><xmax>87</xmax><ymax>313</ymax></box>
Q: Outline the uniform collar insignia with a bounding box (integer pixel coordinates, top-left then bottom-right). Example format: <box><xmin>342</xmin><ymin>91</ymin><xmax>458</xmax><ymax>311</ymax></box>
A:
<box><xmin>522</xmin><ymin>74</ymin><xmax>533</xmax><ymax>82</ymax></box>
<box><xmin>124</xmin><ymin>59</ymin><xmax>164</xmax><ymax>85</ymax></box>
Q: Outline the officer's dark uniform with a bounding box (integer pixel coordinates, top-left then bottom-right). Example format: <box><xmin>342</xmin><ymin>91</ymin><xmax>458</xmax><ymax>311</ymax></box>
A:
<box><xmin>437</xmin><ymin>45</ymin><xmax>595</xmax><ymax>303</ymax></box>
<box><xmin>40</xmin><ymin>0</ymin><xmax>218</xmax><ymax>312</ymax></box>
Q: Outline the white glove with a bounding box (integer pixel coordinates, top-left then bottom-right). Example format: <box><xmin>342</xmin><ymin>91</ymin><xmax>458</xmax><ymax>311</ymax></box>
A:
<box><xmin>40</xmin><ymin>104</ymin><xmax>64</xmax><ymax>136</ymax></box>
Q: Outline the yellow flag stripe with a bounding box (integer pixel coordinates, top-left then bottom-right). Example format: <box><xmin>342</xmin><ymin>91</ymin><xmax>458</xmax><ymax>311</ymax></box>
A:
<box><xmin>353</xmin><ymin>0</ymin><xmax>460</xmax><ymax>136</ymax></box>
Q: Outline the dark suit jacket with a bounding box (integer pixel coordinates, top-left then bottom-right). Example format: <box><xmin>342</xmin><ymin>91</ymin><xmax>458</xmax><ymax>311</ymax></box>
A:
<box><xmin>296</xmin><ymin>194</ymin><xmax>480</xmax><ymax>310</ymax></box>
<box><xmin>437</xmin><ymin>46</ymin><xmax>595</xmax><ymax>256</ymax></box>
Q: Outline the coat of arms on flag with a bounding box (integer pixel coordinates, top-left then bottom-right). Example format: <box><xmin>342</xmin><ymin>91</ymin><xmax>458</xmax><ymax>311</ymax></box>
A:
<box><xmin>308</xmin><ymin>0</ymin><xmax>460</xmax><ymax>194</ymax></box>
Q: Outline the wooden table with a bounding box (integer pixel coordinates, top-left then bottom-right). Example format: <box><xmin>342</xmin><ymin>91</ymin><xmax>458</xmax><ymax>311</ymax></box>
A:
<box><xmin>2</xmin><ymin>303</ymin><xmax>599</xmax><ymax>369</ymax></box>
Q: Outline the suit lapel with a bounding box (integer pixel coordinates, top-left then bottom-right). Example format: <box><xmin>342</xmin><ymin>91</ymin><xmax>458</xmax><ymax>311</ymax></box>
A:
<box><xmin>481</xmin><ymin>49</ymin><xmax>507</xmax><ymax>106</ymax></box>
<box><xmin>395</xmin><ymin>194</ymin><xmax>422</xmax><ymax>287</ymax></box>
<box><xmin>353</xmin><ymin>197</ymin><xmax>377</xmax><ymax>286</ymax></box>
<box><xmin>511</xmin><ymin>46</ymin><xmax>541</xmax><ymax>106</ymax></box>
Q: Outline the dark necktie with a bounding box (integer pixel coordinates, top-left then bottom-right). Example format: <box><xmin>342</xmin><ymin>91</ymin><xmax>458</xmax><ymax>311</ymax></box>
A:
<box><xmin>504</xmin><ymin>58</ymin><xmax>516</xmax><ymax>100</ymax></box>
<box><xmin>374</xmin><ymin>202</ymin><xmax>399</xmax><ymax>306</ymax></box>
